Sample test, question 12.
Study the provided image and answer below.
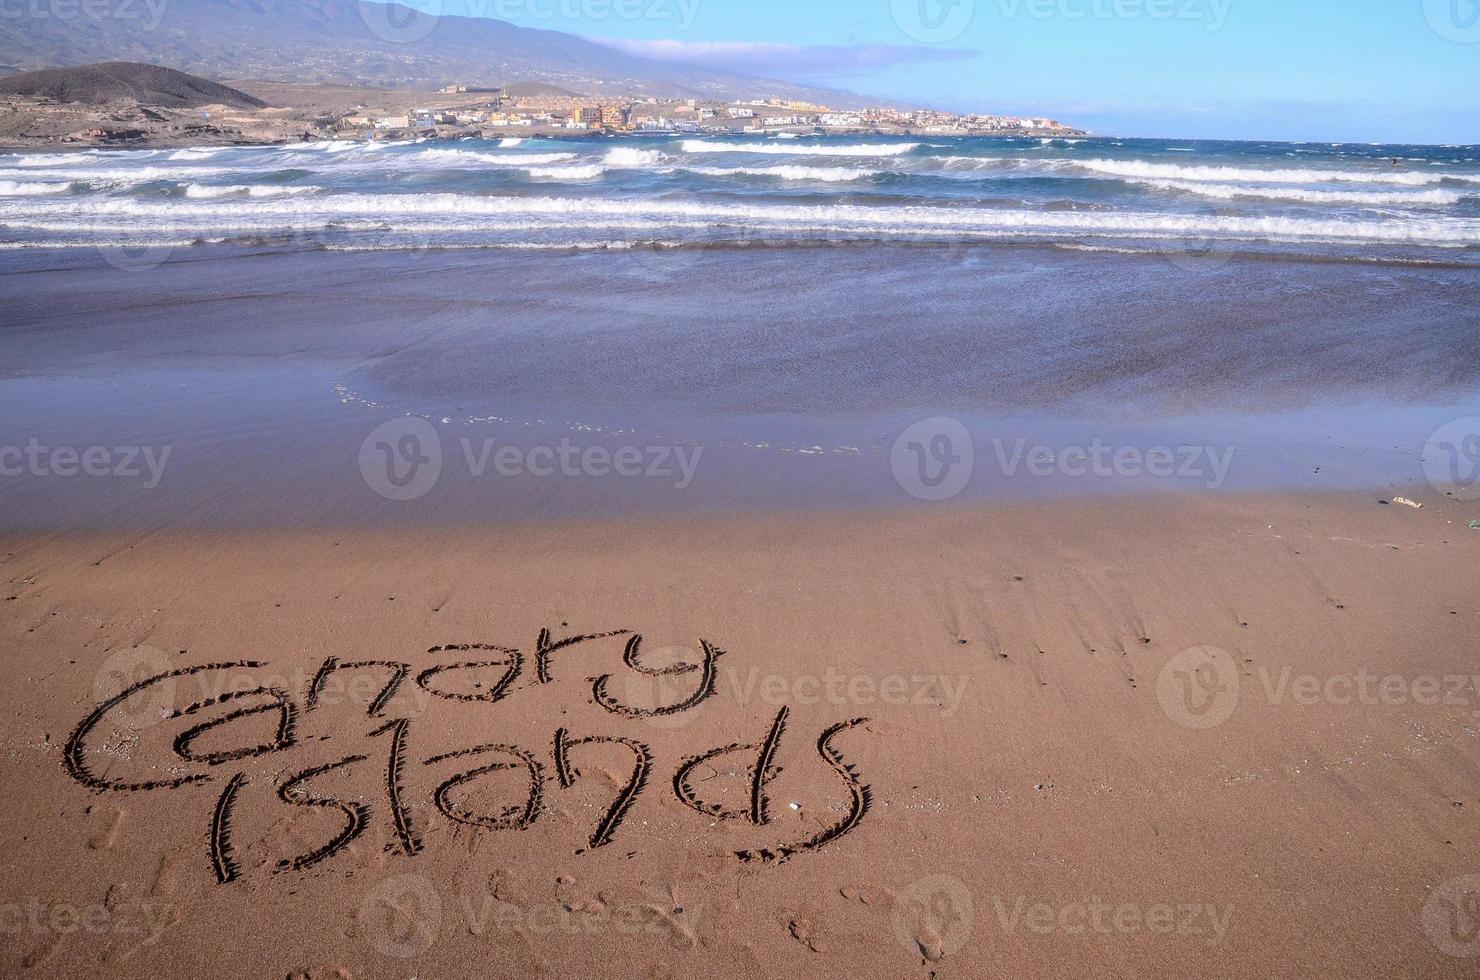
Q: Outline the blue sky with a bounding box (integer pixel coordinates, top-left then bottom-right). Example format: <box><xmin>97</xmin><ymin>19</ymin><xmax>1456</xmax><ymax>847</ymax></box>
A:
<box><xmin>422</xmin><ymin>0</ymin><xmax>1479</xmax><ymax>142</ymax></box>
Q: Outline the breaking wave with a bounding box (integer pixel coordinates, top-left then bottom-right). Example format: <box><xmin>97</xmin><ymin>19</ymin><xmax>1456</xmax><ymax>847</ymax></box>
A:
<box><xmin>679</xmin><ymin>140</ymin><xmax>920</xmax><ymax>157</ymax></box>
<box><xmin>682</xmin><ymin>165</ymin><xmax>878</xmax><ymax>182</ymax></box>
<box><xmin>0</xmin><ymin>179</ymin><xmax>76</xmax><ymax>196</ymax></box>
<box><xmin>408</xmin><ymin>149</ymin><xmax>578</xmax><ymax>167</ymax></box>
<box><xmin>10</xmin><ymin>193</ymin><xmax>1477</xmax><ymax>247</ymax></box>
<box><xmin>182</xmin><ymin>184</ymin><xmax>323</xmax><ymax>199</ymax></box>
<box><xmin>525</xmin><ymin>164</ymin><xmax>606</xmax><ymax>180</ymax></box>
<box><xmin>1139</xmin><ymin>179</ymin><xmax>1465</xmax><ymax>206</ymax></box>
<box><xmin>1075</xmin><ymin>158</ymin><xmax>1480</xmax><ymax>187</ymax></box>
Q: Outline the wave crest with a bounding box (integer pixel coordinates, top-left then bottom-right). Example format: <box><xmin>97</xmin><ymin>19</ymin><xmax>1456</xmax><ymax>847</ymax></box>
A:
<box><xmin>679</xmin><ymin>140</ymin><xmax>919</xmax><ymax>157</ymax></box>
<box><xmin>1076</xmin><ymin>157</ymin><xmax>1478</xmax><ymax>187</ymax></box>
<box><xmin>182</xmin><ymin>184</ymin><xmax>322</xmax><ymax>199</ymax></box>
<box><xmin>683</xmin><ymin>165</ymin><xmax>876</xmax><ymax>182</ymax></box>
<box><xmin>409</xmin><ymin>149</ymin><xmax>578</xmax><ymax>167</ymax></box>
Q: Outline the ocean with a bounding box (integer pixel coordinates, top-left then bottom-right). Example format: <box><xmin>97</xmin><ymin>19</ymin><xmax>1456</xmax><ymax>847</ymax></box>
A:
<box><xmin>2</xmin><ymin>134</ymin><xmax>1479</xmax><ymax>263</ymax></box>
<box><xmin>3</xmin><ymin>134</ymin><xmax>1479</xmax><ymax>527</ymax></box>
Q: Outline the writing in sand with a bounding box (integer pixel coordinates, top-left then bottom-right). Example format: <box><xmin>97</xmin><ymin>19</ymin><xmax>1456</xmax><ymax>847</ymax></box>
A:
<box><xmin>62</xmin><ymin>628</ymin><xmax>875</xmax><ymax>883</ymax></box>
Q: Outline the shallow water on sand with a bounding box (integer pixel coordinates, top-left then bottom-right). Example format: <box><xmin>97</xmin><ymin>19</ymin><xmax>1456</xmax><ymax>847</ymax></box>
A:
<box><xmin>1</xmin><ymin>244</ymin><xmax>1478</xmax><ymax>529</ymax></box>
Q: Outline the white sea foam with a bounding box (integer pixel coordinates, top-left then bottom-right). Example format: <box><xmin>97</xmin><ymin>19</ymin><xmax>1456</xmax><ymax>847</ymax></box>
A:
<box><xmin>0</xmin><ymin>164</ymin><xmax>236</xmax><ymax>182</ymax></box>
<box><xmin>603</xmin><ymin>147</ymin><xmax>664</xmax><ymax>167</ymax></box>
<box><xmin>182</xmin><ymin>183</ymin><xmax>322</xmax><ymax>199</ymax></box>
<box><xmin>1140</xmin><ymin>179</ymin><xmax>1463</xmax><ymax>206</ymax></box>
<box><xmin>1075</xmin><ymin>157</ymin><xmax>1480</xmax><ymax>186</ymax></box>
<box><xmin>293</xmin><ymin>140</ymin><xmax>361</xmax><ymax>153</ymax></box>
<box><xmin>327</xmin><ymin>240</ymin><xmax>647</xmax><ymax>252</ymax></box>
<box><xmin>525</xmin><ymin>164</ymin><xmax>606</xmax><ymax>180</ymax></box>
<box><xmin>679</xmin><ymin>140</ymin><xmax>919</xmax><ymax>157</ymax></box>
<box><xmin>167</xmin><ymin>148</ymin><xmax>229</xmax><ymax>160</ymax></box>
<box><xmin>8</xmin><ymin>152</ymin><xmax>106</xmax><ymax>167</ymax></box>
<box><xmin>498</xmin><ymin>137</ymin><xmax>525</xmax><ymax>147</ymax></box>
<box><xmin>408</xmin><ymin>149</ymin><xmax>578</xmax><ymax>167</ymax></box>
<box><xmin>683</xmin><ymin>165</ymin><xmax>876</xmax><ymax>182</ymax></box>
<box><xmin>0</xmin><ymin>179</ymin><xmax>75</xmax><ymax>195</ymax></box>
<box><xmin>924</xmin><ymin>156</ymin><xmax>1036</xmax><ymax>173</ymax></box>
<box><xmin>0</xmin><ymin>238</ymin><xmax>202</xmax><ymax>251</ymax></box>
<box><xmin>11</xmin><ymin>193</ymin><xmax>1477</xmax><ymax>247</ymax></box>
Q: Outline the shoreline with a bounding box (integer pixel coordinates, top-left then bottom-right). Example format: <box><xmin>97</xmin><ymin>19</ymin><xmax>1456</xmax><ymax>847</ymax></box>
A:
<box><xmin>4</xmin><ymin>244</ymin><xmax>1478</xmax><ymax>532</ymax></box>
<box><xmin>0</xmin><ymin>125</ymin><xmax>1091</xmax><ymax>153</ymax></box>
<box><xmin>5</xmin><ymin>245</ymin><xmax>1474</xmax><ymax>532</ymax></box>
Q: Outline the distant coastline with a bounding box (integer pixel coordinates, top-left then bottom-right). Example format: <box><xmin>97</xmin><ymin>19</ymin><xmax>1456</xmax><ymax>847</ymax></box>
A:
<box><xmin>0</xmin><ymin>66</ymin><xmax>1085</xmax><ymax>151</ymax></box>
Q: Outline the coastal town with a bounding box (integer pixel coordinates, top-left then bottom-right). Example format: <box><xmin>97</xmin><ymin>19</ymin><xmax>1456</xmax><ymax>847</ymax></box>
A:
<box><xmin>335</xmin><ymin>86</ymin><xmax>1083</xmax><ymax>140</ymax></box>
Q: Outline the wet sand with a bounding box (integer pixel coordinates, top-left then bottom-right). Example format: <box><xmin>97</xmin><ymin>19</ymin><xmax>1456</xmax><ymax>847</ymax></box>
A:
<box><xmin>3</xmin><ymin>244</ymin><xmax>1480</xmax><ymax>977</ymax></box>
<box><xmin>2</xmin><ymin>245</ymin><xmax>1478</xmax><ymax>529</ymax></box>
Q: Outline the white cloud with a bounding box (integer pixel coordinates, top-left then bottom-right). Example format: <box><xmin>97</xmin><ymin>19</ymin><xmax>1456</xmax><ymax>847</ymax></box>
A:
<box><xmin>592</xmin><ymin>38</ymin><xmax>978</xmax><ymax>78</ymax></box>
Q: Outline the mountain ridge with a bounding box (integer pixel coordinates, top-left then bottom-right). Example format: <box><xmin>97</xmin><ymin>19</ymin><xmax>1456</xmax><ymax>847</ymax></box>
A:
<box><xmin>0</xmin><ymin>0</ymin><xmax>891</xmax><ymax>108</ymax></box>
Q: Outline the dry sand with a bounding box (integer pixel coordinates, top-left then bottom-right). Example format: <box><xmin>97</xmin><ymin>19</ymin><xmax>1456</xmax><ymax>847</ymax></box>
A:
<box><xmin>3</xmin><ymin>489</ymin><xmax>1478</xmax><ymax>977</ymax></box>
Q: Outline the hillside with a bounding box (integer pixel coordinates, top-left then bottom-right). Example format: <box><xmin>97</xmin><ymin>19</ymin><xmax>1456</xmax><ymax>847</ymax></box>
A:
<box><xmin>0</xmin><ymin>62</ymin><xmax>266</xmax><ymax>108</ymax></box>
<box><xmin>0</xmin><ymin>0</ymin><xmax>879</xmax><ymax>108</ymax></box>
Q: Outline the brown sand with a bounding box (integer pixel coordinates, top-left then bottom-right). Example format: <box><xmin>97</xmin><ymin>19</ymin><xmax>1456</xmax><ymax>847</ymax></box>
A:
<box><xmin>2</xmin><ymin>488</ymin><xmax>1478</xmax><ymax>977</ymax></box>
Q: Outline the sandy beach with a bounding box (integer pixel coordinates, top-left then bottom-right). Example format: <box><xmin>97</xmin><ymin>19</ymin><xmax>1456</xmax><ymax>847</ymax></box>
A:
<box><xmin>1</xmin><ymin>490</ymin><xmax>1478</xmax><ymax>977</ymax></box>
<box><xmin>2</xmin><ymin>238</ymin><xmax>1479</xmax><ymax>977</ymax></box>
